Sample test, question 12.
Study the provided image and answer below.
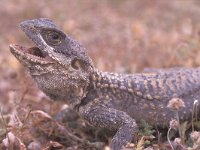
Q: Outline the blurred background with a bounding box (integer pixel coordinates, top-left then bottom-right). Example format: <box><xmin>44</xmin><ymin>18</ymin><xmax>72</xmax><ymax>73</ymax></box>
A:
<box><xmin>1</xmin><ymin>0</ymin><xmax>200</xmax><ymax>149</ymax></box>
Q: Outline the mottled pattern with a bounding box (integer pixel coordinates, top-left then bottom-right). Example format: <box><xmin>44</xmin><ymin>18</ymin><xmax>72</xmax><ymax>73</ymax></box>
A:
<box><xmin>10</xmin><ymin>19</ymin><xmax>200</xmax><ymax>150</ymax></box>
<box><xmin>82</xmin><ymin>69</ymin><xmax>200</xmax><ymax>127</ymax></box>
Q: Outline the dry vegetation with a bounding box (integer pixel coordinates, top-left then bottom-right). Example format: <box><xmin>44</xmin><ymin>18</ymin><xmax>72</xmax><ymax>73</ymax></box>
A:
<box><xmin>1</xmin><ymin>0</ymin><xmax>200</xmax><ymax>149</ymax></box>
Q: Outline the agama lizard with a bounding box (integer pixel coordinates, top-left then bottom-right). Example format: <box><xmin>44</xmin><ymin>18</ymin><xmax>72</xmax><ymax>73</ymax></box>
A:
<box><xmin>10</xmin><ymin>18</ymin><xmax>200</xmax><ymax>150</ymax></box>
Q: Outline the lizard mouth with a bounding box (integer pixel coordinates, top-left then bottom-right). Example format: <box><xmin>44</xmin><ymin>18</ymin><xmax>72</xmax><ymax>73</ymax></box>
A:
<box><xmin>10</xmin><ymin>44</ymin><xmax>54</xmax><ymax>64</ymax></box>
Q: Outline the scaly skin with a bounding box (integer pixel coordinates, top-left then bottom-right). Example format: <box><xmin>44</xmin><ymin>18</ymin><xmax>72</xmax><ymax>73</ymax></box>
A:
<box><xmin>10</xmin><ymin>18</ymin><xmax>200</xmax><ymax>150</ymax></box>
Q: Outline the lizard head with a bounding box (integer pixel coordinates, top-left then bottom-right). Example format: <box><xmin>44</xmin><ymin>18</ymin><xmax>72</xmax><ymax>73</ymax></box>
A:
<box><xmin>10</xmin><ymin>18</ymin><xmax>94</xmax><ymax>107</ymax></box>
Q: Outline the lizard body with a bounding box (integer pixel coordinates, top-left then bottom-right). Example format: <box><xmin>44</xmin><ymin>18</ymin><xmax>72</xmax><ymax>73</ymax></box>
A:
<box><xmin>10</xmin><ymin>18</ymin><xmax>200</xmax><ymax>150</ymax></box>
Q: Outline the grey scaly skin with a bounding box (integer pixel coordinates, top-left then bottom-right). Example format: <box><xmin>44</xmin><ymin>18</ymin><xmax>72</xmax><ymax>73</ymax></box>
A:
<box><xmin>10</xmin><ymin>18</ymin><xmax>200</xmax><ymax>150</ymax></box>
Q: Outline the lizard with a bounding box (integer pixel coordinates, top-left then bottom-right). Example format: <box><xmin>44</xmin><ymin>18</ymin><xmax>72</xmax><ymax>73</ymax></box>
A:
<box><xmin>9</xmin><ymin>18</ymin><xmax>200</xmax><ymax>150</ymax></box>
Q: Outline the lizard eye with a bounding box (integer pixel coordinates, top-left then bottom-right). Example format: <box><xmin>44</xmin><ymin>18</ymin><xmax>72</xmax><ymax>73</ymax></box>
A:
<box><xmin>46</xmin><ymin>31</ymin><xmax>62</xmax><ymax>46</ymax></box>
<box><xmin>71</xmin><ymin>58</ymin><xmax>81</xmax><ymax>70</ymax></box>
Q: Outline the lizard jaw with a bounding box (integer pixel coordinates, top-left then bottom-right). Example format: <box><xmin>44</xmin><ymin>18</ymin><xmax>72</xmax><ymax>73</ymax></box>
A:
<box><xmin>10</xmin><ymin>44</ymin><xmax>54</xmax><ymax>64</ymax></box>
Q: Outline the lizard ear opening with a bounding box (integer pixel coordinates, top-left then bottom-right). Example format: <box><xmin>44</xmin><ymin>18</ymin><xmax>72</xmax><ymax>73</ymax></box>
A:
<box><xmin>71</xmin><ymin>58</ymin><xmax>82</xmax><ymax>70</ymax></box>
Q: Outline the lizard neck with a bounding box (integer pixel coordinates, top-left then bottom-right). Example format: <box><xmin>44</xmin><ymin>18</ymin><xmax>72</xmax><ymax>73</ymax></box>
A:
<box><xmin>78</xmin><ymin>69</ymin><xmax>139</xmax><ymax>111</ymax></box>
<box><xmin>88</xmin><ymin>69</ymin><xmax>134</xmax><ymax>95</ymax></box>
<box><xmin>78</xmin><ymin>69</ymin><xmax>129</xmax><ymax>112</ymax></box>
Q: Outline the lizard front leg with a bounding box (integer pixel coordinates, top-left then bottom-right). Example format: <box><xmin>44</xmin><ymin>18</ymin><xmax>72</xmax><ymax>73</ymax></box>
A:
<box><xmin>79</xmin><ymin>103</ymin><xmax>138</xmax><ymax>150</ymax></box>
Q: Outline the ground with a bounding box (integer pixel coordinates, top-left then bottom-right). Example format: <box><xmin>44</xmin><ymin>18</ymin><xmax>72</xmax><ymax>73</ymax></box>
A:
<box><xmin>0</xmin><ymin>0</ymin><xmax>200</xmax><ymax>149</ymax></box>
